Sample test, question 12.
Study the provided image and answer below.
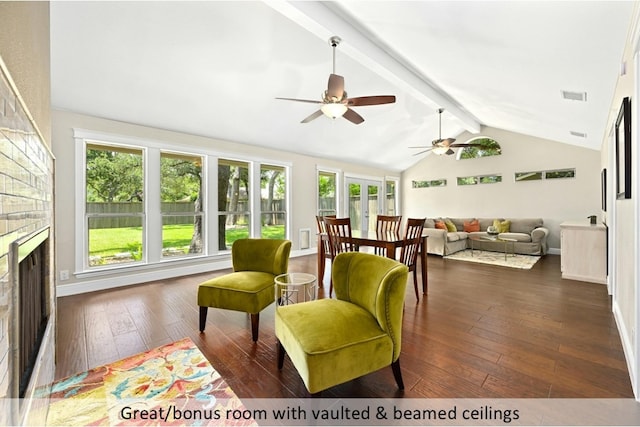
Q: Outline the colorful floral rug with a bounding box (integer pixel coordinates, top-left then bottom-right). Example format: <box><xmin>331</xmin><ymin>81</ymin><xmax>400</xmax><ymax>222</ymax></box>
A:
<box><xmin>444</xmin><ymin>249</ymin><xmax>541</xmax><ymax>269</ymax></box>
<box><xmin>38</xmin><ymin>338</ymin><xmax>256</xmax><ymax>426</ymax></box>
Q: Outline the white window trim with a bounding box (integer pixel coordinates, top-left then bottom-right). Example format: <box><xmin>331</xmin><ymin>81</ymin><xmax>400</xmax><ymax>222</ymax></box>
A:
<box><xmin>74</xmin><ymin>128</ymin><xmax>291</xmax><ymax>276</ymax></box>
<box><xmin>316</xmin><ymin>166</ymin><xmax>342</xmax><ymax>216</ymax></box>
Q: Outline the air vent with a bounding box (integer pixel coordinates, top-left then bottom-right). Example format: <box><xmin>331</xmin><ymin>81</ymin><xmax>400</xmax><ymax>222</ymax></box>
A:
<box><xmin>570</xmin><ymin>131</ymin><xmax>587</xmax><ymax>138</ymax></box>
<box><xmin>299</xmin><ymin>228</ymin><xmax>310</xmax><ymax>250</ymax></box>
<box><xmin>562</xmin><ymin>91</ymin><xmax>587</xmax><ymax>102</ymax></box>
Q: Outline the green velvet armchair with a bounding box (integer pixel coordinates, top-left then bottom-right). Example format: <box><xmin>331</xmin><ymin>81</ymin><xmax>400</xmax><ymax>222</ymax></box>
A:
<box><xmin>198</xmin><ymin>238</ymin><xmax>291</xmax><ymax>341</ymax></box>
<box><xmin>275</xmin><ymin>252</ymin><xmax>408</xmax><ymax>395</ymax></box>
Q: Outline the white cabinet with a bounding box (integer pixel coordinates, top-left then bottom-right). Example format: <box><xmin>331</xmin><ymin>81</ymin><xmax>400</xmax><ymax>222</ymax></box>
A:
<box><xmin>560</xmin><ymin>221</ymin><xmax>607</xmax><ymax>284</ymax></box>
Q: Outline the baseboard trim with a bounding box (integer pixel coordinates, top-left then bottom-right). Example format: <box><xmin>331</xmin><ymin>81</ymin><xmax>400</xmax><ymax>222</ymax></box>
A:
<box><xmin>547</xmin><ymin>247</ymin><xmax>560</xmax><ymax>255</ymax></box>
<box><xmin>612</xmin><ymin>299</ymin><xmax>638</xmax><ymax>400</ymax></box>
<box><xmin>57</xmin><ymin>249</ymin><xmax>316</xmax><ymax>297</ymax></box>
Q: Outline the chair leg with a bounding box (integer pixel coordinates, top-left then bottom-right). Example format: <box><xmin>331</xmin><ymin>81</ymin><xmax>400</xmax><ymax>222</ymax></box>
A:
<box><xmin>413</xmin><ymin>269</ymin><xmax>420</xmax><ymax>302</ymax></box>
<box><xmin>250</xmin><ymin>313</ymin><xmax>259</xmax><ymax>342</ymax></box>
<box><xmin>277</xmin><ymin>340</ymin><xmax>285</xmax><ymax>370</ymax></box>
<box><xmin>199</xmin><ymin>306</ymin><xmax>207</xmax><ymax>332</ymax></box>
<box><xmin>391</xmin><ymin>358</ymin><xmax>404</xmax><ymax>390</ymax></box>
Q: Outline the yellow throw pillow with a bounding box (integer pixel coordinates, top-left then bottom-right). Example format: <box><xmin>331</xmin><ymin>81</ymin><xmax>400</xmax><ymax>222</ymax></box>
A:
<box><xmin>444</xmin><ymin>219</ymin><xmax>457</xmax><ymax>232</ymax></box>
<box><xmin>493</xmin><ymin>219</ymin><xmax>511</xmax><ymax>233</ymax></box>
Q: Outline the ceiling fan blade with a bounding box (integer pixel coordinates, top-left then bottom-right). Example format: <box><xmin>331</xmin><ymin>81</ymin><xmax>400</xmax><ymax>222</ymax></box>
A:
<box><xmin>327</xmin><ymin>74</ymin><xmax>345</xmax><ymax>99</ymax></box>
<box><xmin>301</xmin><ymin>110</ymin><xmax>324</xmax><ymax>123</ymax></box>
<box><xmin>276</xmin><ymin>97</ymin><xmax>321</xmax><ymax>104</ymax></box>
<box><xmin>343</xmin><ymin>108</ymin><xmax>364</xmax><ymax>124</ymax></box>
<box><xmin>412</xmin><ymin>148</ymin><xmax>433</xmax><ymax>156</ymax></box>
<box><xmin>408</xmin><ymin>145</ymin><xmax>431</xmax><ymax>149</ymax></box>
<box><xmin>347</xmin><ymin>95</ymin><xmax>396</xmax><ymax>106</ymax></box>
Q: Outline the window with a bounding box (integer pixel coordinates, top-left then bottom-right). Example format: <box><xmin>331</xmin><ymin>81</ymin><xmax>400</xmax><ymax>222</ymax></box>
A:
<box><xmin>458</xmin><ymin>137</ymin><xmax>502</xmax><ymax>159</ymax></box>
<box><xmin>457</xmin><ymin>174</ymin><xmax>502</xmax><ymax>186</ymax></box>
<box><xmin>260</xmin><ymin>164</ymin><xmax>286</xmax><ymax>239</ymax></box>
<box><xmin>318</xmin><ymin>170</ymin><xmax>337</xmax><ymax>216</ymax></box>
<box><xmin>160</xmin><ymin>152</ymin><xmax>203</xmax><ymax>258</ymax></box>
<box><xmin>76</xmin><ymin>129</ymin><xmax>291</xmax><ymax>273</ymax></box>
<box><xmin>412</xmin><ymin>179</ymin><xmax>447</xmax><ymax>188</ymax></box>
<box><xmin>85</xmin><ymin>143</ymin><xmax>144</xmax><ymax>267</ymax></box>
<box><xmin>515</xmin><ymin>168</ymin><xmax>575</xmax><ymax>181</ymax></box>
<box><xmin>385</xmin><ymin>179</ymin><xmax>399</xmax><ymax>215</ymax></box>
<box><xmin>218</xmin><ymin>159</ymin><xmax>250</xmax><ymax>250</ymax></box>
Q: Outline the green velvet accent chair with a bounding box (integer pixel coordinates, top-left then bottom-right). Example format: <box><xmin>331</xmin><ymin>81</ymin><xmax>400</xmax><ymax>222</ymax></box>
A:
<box><xmin>198</xmin><ymin>238</ymin><xmax>291</xmax><ymax>341</ymax></box>
<box><xmin>275</xmin><ymin>252</ymin><xmax>408</xmax><ymax>395</ymax></box>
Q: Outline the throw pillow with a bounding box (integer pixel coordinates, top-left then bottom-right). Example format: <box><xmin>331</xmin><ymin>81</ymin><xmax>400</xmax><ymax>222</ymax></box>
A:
<box><xmin>493</xmin><ymin>219</ymin><xmax>511</xmax><ymax>233</ymax></box>
<box><xmin>434</xmin><ymin>220</ymin><xmax>447</xmax><ymax>230</ymax></box>
<box><xmin>444</xmin><ymin>219</ymin><xmax>457</xmax><ymax>232</ymax></box>
<box><xmin>463</xmin><ymin>219</ymin><xmax>480</xmax><ymax>232</ymax></box>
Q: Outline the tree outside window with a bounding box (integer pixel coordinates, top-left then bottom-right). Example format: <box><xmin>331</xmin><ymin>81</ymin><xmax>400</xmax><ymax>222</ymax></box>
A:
<box><xmin>261</xmin><ymin>165</ymin><xmax>286</xmax><ymax>239</ymax></box>
<box><xmin>318</xmin><ymin>171</ymin><xmax>337</xmax><ymax>216</ymax></box>
<box><xmin>218</xmin><ymin>159</ymin><xmax>250</xmax><ymax>250</ymax></box>
<box><xmin>160</xmin><ymin>152</ymin><xmax>203</xmax><ymax>258</ymax></box>
<box><xmin>85</xmin><ymin>143</ymin><xmax>144</xmax><ymax>266</ymax></box>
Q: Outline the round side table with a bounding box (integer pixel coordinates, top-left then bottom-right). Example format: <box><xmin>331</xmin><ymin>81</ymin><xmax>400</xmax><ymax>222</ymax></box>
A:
<box><xmin>275</xmin><ymin>273</ymin><xmax>317</xmax><ymax>306</ymax></box>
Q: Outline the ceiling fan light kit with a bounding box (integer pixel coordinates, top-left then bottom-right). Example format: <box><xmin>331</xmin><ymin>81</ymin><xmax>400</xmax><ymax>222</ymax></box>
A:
<box><xmin>276</xmin><ymin>36</ymin><xmax>396</xmax><ymax>124</ymax></box>
<box><xmin>321</xmin><ymin>103</ymin><xmax>348</xmax><ymax>118</ymax></box>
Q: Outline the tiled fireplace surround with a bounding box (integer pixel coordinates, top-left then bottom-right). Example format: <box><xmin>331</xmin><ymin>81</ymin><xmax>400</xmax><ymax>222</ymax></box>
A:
<box><xmin>0</xmin><ymin>64</ymin><xmax>55</xmax><ymax>425</ymax></box>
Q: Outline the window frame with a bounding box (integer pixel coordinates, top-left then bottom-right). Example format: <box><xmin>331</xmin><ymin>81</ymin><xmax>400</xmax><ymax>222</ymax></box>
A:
<box><xmin>74</xmin><ymin>129</ymin><xmax>291</xmax><ymax>275</ymax></box>
<box><xmin>317</xmin><ymin>167</ymin><xmax>341</xmax><ymax>217</ymax></box>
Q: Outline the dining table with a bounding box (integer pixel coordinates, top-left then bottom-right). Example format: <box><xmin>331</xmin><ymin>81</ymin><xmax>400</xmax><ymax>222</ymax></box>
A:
<box><xmin>317</xmin><ymin>229</ymin><xmax>429</xmax><ymax>295</ymax></box>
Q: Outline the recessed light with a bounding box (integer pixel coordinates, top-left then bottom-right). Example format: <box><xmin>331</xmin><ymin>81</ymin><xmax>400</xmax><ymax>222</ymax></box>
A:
<box><xmin>562</xmin><ymin>90</ymin><xmax>587</xmax><ymax>102</ymax></box>
<box><xmin>570</xmin><ymin>131</ymin><xmax>587</xmax><ymax>138</ymax></box>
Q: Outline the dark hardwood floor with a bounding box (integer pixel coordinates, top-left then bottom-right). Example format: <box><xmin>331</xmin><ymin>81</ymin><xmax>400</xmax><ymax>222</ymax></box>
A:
<box><xmin>55</xmin><ymin>253</ymin><xmax>634</xmax><ymax>398</ymax></box>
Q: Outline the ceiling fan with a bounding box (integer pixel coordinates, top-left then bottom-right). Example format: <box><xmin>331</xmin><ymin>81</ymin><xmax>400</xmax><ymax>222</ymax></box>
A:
<box><xmin>276</xmin><ymin>36</ymin><xmax>396</xmax><ymax>125</ymax></box>
<box><xmin>410</xmin><ymin>108</ymin><xmax>483</xmax><ymax>155</ymax></box>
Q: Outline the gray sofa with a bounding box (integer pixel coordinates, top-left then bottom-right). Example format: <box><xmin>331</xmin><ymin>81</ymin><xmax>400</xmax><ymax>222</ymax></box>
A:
<box><xmin>424</xmin><ymin>217</ymin><xmax>549</xmax><ymax>256</ymax></box>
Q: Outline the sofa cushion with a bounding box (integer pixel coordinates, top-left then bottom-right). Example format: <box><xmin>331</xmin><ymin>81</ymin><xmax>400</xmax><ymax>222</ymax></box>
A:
<box><xmin>435</xmin><ymin>220</ymin><xmax>447</xmax><ymax>230</ymax></box>
<box><xmin>498</xmin><ymin>232</ymin><xmax>532</xmax><ymax>242</ymax></box>
<box><xmin>478</xmin><ymin>218</ymin><xmax>495</xmax><ymax>232</ymax></box>
<box><xmin>424</xmin><ymin>218</ymin><xmax>436</xmax><ymax>229</ymax></box>
<box><xmin>508</xmin><ymin>218</ymin><xmax>543</xmax><ymax>234</ymax></box>
<box><xmin>447</xmin><ymin>232</ymin><xmax>468</xmax><ymax>242</ymax></box>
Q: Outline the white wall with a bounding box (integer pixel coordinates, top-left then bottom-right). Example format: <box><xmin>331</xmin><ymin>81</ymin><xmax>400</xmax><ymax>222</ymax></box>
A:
<box><xmin>601</xmin><ymin>2</ymin><xmax>640</xmax><ymax>399</ymax></box>
<box><xmin>51</xmin><ymin>109</ymin><xmax>397</xmax><ymax>295</ymax></box>
<box><xmin>401</xmin><ymin>126</ymin><xmax>601</xmax><ymax>250</ymax></box>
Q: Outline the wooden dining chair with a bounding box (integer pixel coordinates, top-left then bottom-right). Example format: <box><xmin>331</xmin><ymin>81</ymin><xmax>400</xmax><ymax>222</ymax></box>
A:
<box><xmin>315</xmin><ymin>215</ymin><xmax>335</xmax><ymax>282</ymax></box>
<box><xmin>399</xmin><ymin>218</ymin><xmax>425</xmax><ymax>301</ymax></box>
<box><xmin>324</xmin><ymin>216</ymin><xmax>358</xmax><ymax>296</ymax></box>
<box><xmin>375</xmin><ymin>215</ymin><xmax>402</xmax><ymax>256</ymax></box>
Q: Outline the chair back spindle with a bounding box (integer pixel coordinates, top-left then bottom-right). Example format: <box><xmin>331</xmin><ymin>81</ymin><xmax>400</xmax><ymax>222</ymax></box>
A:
<box><xmin>399</xmin><ymin>218</ymin><xmax>425</xmax><ymax>301</ymax></box>
<box><xmin>375</xmin><ymin>215</ymin><xmax>402</xmax><ymax>256</ymax></box>
<box><xmin>323</xmin><ymin>216</ymin><xmax>358</xmax><ymax>296</ymax></box>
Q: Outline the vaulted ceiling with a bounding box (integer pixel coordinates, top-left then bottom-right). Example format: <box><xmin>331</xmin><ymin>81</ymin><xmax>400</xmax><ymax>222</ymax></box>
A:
<box><xmin>50</xmin><ymin>1</ymin><xmax>634</xmax><ymax>171</ymax></box>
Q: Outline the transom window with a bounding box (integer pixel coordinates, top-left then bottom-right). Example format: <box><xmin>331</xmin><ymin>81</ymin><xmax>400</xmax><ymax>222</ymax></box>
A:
<box><xmin>458</xmin><ymin>137</ymin><xmax>502</xmax><ymax>159</ymax></box>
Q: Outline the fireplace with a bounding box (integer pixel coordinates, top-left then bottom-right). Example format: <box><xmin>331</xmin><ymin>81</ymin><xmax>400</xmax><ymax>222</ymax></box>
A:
<box><xmin>6</xmin><ymin>227</ymin><xmax>54</xmax><ymax>425</ymax></box>
<box><xmin>1</xmin><ymin>34</ymin><xmax>55</xmax><ymax>427</ymax></box>
<box><xmin>9</xmin><ymin>227</ymin><xmax>51</xmax><ymax>398</ymax></box>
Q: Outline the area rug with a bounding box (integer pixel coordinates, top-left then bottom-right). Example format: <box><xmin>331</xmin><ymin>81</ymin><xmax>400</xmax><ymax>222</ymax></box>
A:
<box><xmin>444</xmin><ymin>249</ymin><xmax>541</xmax><ymax>269</ymax></box>
<box><xmin>38</xmin><ymin>337</ymin><xmax>256</xmax><ymax>426</ymax></box>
